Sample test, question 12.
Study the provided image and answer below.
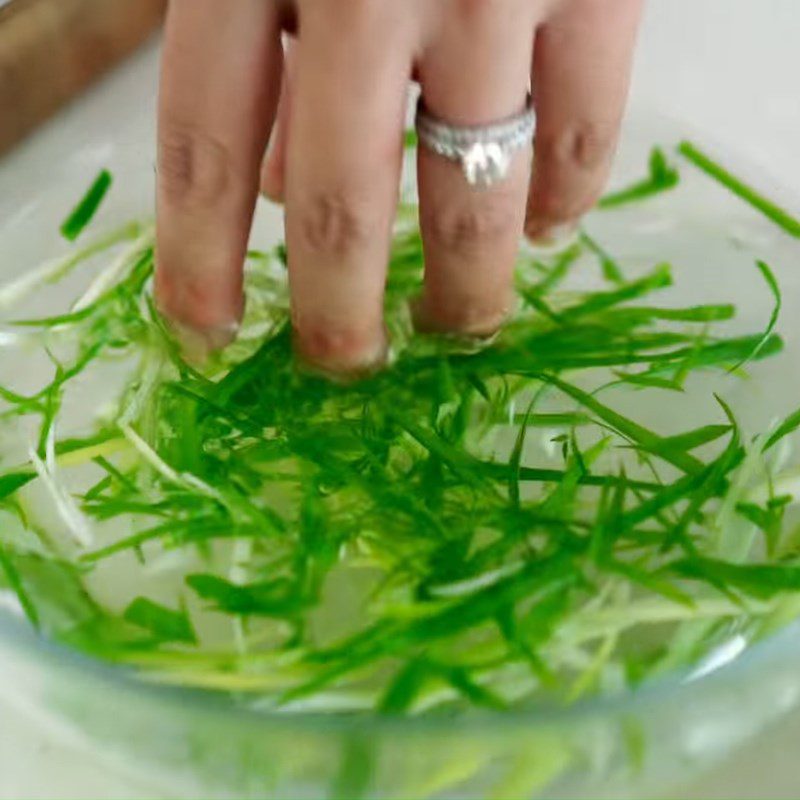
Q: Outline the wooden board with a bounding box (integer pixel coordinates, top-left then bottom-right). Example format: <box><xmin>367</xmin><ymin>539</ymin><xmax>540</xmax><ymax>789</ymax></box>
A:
<box><xmin>0</xmin><ymin>0</ymin><xmax>166</xmax><ymax>155</ymax></box>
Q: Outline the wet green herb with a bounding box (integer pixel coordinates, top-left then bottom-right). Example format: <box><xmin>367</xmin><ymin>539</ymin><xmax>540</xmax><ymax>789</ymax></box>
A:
<box><xmin>599</xmin><ymin>147</ymin><xmax>680</xmax><ymax>209</ymax></box>
<box><xmin>60</xmin><ymin>169</ymin><xmax>113</xmax><ymax>242</ymax></box>
<box><xmin>679</xmin><ymin>141</ymin><xmax>800</xmax><ymax>238</ymax></box>
<box><xmin>0</xmin><ymin>143</ymin><xmax>798</xmax><ymax>715</ymax></box>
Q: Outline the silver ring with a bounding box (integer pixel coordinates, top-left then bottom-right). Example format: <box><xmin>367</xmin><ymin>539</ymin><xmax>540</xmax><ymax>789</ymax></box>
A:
<box><xmin>415</xmin><ymin>95</ymin><xmax>536</xmax><ymax>189</ymax></box>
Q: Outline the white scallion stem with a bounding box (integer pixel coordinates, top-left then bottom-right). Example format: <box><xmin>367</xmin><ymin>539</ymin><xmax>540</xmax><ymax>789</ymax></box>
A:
<box><xmin>28</xmin><ymin>441</ymin><xmax>94</xmax><ymax>549</ymax></box>
<box><xmin>119</xmin><ymin>424</ymin><xmax>182</xmax><ymax>485</ymax></box>
<box><xmin>72</xmin><ymin>228</ymin><xmax>154</xmax><ymax>312</ymax></box>
<box><xmin>428</xmin><ymin>561</ymin><xmax>524</xmax><ymax>598</ymax></box>
<box><xmin>120</xmin><ymin>424</ymin><xmax>225</xmax><ymax>507</ymax></box>
<box><xmin>0</xmin><ymin>223</ymin><xmax>141</xmax><ymax>311</ymax></box>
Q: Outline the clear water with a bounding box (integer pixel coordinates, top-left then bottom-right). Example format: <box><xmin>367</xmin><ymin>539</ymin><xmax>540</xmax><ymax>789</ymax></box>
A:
<box><xmin>2</xmin><ymin>110</ymin><xmax>800</xmax><ymax>712</ymax></box>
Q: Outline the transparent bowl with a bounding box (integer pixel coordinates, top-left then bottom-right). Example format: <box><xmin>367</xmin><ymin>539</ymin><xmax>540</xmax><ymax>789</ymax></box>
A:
<box><xmin>4</xmin><ymin>598</ymin><xmax>800</xmax><ymax>799</ymax></box>
<box><xmin>3</xmin><ymin>29</ymin><xmax>800</xmax><ymax>800</ymax></box>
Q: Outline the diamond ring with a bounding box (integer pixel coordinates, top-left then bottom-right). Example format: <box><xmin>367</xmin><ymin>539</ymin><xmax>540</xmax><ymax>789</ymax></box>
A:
<box><xmin>414</xmin><ymin>96</ymin><xmax>536</xmax><ymax>189</ymax></box>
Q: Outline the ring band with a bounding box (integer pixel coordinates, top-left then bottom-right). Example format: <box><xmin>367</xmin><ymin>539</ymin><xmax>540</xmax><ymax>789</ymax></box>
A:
<box><xmin>415</xmin><ymin>95</ymin><xmax>536</xmax><ymax>189</ymax></box>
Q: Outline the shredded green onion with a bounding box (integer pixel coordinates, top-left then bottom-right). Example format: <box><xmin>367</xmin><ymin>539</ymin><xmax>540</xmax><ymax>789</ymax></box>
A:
<box><xmin>679</xmin><ymin>141</ymin><xmax>800</xmax><ymax>238</ymax></box>
<box><xmin>60</xmin><ymin>169</ymin><xmax>113</xmax><ymax>242</ymax></box>
<box><xmin>0</xmin><ymin>142</ymin><xmax>799</xmax><ymax>716</ymax></box>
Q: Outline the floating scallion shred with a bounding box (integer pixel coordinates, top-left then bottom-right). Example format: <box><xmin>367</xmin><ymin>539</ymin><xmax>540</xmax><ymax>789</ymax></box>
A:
<box><xmin>598</xmin><ymin>147</ymin><xmax>680</xmax><ymax>209</ymax></box>
<box><xmin>679</xmin><ymin>141</ymin><xmax>800</xmax><ymax>238</ymax></box>
<box><xmin>60</xmin><ymin>169</ymin><xmax>113</xmax><ymax>242</ymax></box>
<box><xmin>0</xmin><ymin>141</ymin><xmax>799</xmax><ymax>716</ymax></box>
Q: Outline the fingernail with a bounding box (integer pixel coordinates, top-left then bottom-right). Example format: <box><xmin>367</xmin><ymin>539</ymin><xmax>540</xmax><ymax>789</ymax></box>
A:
<box><xmin>170</xmin><ymin>320</ymin><xmax>240</xmax><ymax>366</ymax></box>
<box><xmin>525</xmin><ymin>220</ymin><xmax>580</xmax><ymax>252</ymax></box>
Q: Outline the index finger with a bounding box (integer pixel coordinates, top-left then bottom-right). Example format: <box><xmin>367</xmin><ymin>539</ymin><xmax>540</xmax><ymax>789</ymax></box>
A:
<box><xmin>155</xmin><ymin>0</ymin><xmax>283</xmax><ymax>357</ymax></box>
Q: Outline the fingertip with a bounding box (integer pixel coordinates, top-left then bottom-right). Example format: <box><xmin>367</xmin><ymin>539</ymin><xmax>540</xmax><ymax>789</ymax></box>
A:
<box><xmin>523</xmin><ymin>219</ymin><xmax>580</xmax><ymax>251</ymax></box>
<box><xmin>293</xmin><ymin>320</ymin><xmax>389</xmax><ymax>380</ymax></box>
<box><xmin>411</xmin><ymin>294</ymin><xmax>508</xmax><ymax>340</ymax></box>
<box><xmin>261</xmin><ymin>48</ymin><xmax>291</xmax><ymax>205</ymax></box>
<box><xmin>168</xmin><ymin>319</ymin><xmax>240</xmax><ymax>366</ymax></box>
<box><xmin>154</xmin><ymin>266</ymin><xmax>242</xmax><ymax>364</ymax></box>
<box><xmin>260</xmin><ymin>156</ymin><xmax>285</xmax><ymax>204</ymax></box>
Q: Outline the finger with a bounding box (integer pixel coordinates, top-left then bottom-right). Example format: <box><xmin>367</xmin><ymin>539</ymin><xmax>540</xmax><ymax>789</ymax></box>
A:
<box><xmin>261</xmin><ymin>38</ymin><xmax>295</xmax><ymax>204</ymax></box>
<box><xmin>284</xmin><ymin>4</ymin><xmax>413</xmax><ymax>375</ymax></box>
<box><xmin>155</xmin><ymin>0</ymin><xmax>282</xmax><ymax>357</ymax></box>
<box><xmin>525</xmin><ymin>0</ymin><xmax>643</xmax><ymax>244</ymax></box>
<box><xmin>415</xmin><ymin>1</ymin><xmax>537</xmax><ymax>336</ymax></box>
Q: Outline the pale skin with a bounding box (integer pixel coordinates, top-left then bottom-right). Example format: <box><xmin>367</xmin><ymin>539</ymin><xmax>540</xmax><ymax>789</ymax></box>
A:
<box><xmin>155</xmin><ymin>0</ymin><xmax>644</xmax><ymax>374</ymax></box>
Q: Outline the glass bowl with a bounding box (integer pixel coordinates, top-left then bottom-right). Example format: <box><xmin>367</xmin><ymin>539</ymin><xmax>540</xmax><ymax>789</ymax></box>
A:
<box><xmin>2</xmin><ymin>608</ymin><xmax>800</xmax><ymax>799</ymax></box>
<box><xmin>2</xmin><ymin>26</ymin><xmax>800</xmax><ymax>800</ymax></box>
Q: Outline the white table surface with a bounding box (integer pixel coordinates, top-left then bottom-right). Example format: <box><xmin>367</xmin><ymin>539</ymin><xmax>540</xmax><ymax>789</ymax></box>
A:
<box><xmin>2</xmin><ymin>1</ymin><xmax>800</xmax><ymax>797</ymax></box>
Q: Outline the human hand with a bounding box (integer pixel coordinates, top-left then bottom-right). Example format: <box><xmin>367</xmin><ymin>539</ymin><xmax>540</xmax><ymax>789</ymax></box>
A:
<box><xmin>155</xmin><ymin>0</ymin><xmax>643</xmax><ymax>374</ymax></box>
